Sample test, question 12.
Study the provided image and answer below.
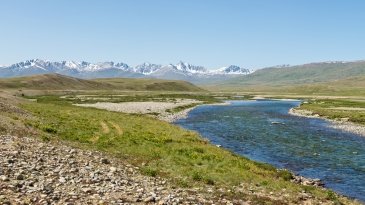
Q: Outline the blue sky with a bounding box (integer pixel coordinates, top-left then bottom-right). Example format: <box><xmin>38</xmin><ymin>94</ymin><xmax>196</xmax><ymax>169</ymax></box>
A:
<box><xmin>1</xmin><ymin>0</ymin><xmax>365</xmax><ymax>69</ymax></box>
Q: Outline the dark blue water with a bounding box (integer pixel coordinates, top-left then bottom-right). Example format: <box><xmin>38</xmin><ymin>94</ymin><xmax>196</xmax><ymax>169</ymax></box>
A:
<box><xmin>176</xmin><ymin>100</ymin><xmax>365</xmax><ymax>202</ymax></box>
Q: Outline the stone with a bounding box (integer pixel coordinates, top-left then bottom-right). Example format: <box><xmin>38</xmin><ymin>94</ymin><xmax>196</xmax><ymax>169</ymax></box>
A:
<box><xmin>16</xmin><ymin>174</ymin><xmax>25</xmax><ymax>180</ymax></box>
<box><xmin>59</xmin><ymin>177</ymin><xmax>66</xmax><ymax>183</ymax></box>
<box><xmin>82</xmin><ymin>188</ymin><xmax>93</xmax><ymax>193</ymax></box>
<box><xmin>144</xmin><ymin>196</ymin><xmax>155</xmax><ymax>203</ymax></box>
<box><xmin>109</xmin><ymin>167</ymin><xmax>117</xmax><ymax>173</ymax></box>
<box><xmin>100</xmin><ymin>158</ymin><xmax>110</xmax><ymax>164</ymax></box>
<box><xmin>0</xmin><ymin>175</ymin><xmax>9</xmax><ymax>181</ymax></box>
<box><xmin>43</xmin><ymin>185</ymin><xmax>54</xmax><ymax>194</ymax></box>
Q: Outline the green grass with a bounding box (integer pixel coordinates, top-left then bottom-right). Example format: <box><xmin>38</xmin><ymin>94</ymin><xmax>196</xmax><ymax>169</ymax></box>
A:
<box><xmin>95</xmin><ymin>77</ymin><xmax>205</xmax><ymax>92</ymax></box>
<box><xmin>14</xmin><ymin>94</ymin><xmax>358</xmax><ymax>204</ymax></box>
<box><xmin>204</xmin><ymin>77</ymin><xmax>365</xmax><ymax>96</ymax></box>
<box><xmin>166</xmin><ymin>103</ymin><xmax>202</xmax><ymax>113</ymax></box>
<box><xmin>25</xmin><ymin>93</ymin><xmax>221</xmax><ymax>105</ymax></box>
<box><xmin>300</xmin><ymin>99</ymin><xmax>365</xmax><ymax>125</ymax></box>
<box><xmin>0</xmin><ymin>73</ymin><xmax>205</xmax><ymax>92</ymax></box>
<box><xmin>216</xmin><ymin>61</ymin><xmax>365</xmax><ymax>87</ymax></box>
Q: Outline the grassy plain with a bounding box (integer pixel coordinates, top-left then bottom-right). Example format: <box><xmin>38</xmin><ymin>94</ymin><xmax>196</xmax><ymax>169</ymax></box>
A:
<box><xmin>0</xmin><ymin>92</ymin><xmax>354</xmax><ymax>204</ymax></box>
<box><xmin>0</xmin><ymin>73</ymin><xmax>204</xmax><ymax>92</ymax></box>
<box><xmin>0</xmin><ymin>72</ymin><xmax>360</xmax><ymax>204</ymax></box>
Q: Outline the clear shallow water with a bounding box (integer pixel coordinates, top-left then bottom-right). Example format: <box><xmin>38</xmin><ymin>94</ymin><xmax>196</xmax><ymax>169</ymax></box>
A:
<box><xmin>176</xmin><ymin>100</ymin><xmax>365</xmax><ymax>202</ymax></box>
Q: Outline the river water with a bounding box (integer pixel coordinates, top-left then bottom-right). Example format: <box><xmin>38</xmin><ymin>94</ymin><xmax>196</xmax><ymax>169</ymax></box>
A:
<box><xmin>175</xmin><ymin>100</ymin><xmax>365</xmax><ymax>202</ymax></box>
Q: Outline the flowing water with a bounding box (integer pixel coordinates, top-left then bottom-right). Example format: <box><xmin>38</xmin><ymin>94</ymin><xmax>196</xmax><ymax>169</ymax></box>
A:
<box><xmin>175</xmin><ymin>100</ymin><xmax>365</xmax><ymax>202</ymax></box>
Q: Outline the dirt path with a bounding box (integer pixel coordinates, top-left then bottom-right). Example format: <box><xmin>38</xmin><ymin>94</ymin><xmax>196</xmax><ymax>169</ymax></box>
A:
<box><xmin>100</xmin><ymin>121</ymin><xmax>110</xmax><ymax>134</ymax></box>
<box><xmin>109</xmin><ymin>121</ymin><xmax>123</xmax><ymax>135</ymax></box>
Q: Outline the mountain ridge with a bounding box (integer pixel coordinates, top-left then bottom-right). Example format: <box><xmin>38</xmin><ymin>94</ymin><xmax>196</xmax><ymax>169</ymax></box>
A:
<box><xmin>0</xmin><ymin>59</ymin><xmax>251</xmax><ymax>81</ymax></box>
<box><xmin>0</xmin><ymin>73</ymin><xmax>205</xmax><ymax>92</ymax></box>
<box><xmin>219</xmin><ymin>60</ymin><xmax>365</xmax><ymax>86</ymax></box>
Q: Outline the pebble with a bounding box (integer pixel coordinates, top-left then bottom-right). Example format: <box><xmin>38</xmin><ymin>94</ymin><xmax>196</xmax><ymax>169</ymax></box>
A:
<box><xmin>100</xmin><ymin>158</ymin><xmax>110</xmax><ymax>164</ymax></box>
<box><xmin>109</xmin><ymin>166</ymin><xmax>117</xmax><ymax>172</ymax></box>
<box><xmin>0</xmin><ymin>135</ymin><xmax>226</xmax><ymax>204</ymax></box>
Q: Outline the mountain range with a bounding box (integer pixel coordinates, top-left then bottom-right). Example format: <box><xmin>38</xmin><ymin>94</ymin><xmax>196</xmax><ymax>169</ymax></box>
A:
<box><xmin>0</xmin><ymin>59</ymin><xmax>251</xmax><ymax>83</ymax></box>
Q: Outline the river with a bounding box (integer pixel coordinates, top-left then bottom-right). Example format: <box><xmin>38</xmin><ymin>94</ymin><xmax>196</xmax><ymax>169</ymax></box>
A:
<box><xmin>175</xmin><ymin>100</ymin><xmax>365</xmax><ymax>202</ymax></box>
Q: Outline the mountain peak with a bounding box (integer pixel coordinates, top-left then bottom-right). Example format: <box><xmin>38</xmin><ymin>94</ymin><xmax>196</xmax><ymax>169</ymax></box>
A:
<box><xmin>212</xmin><ymin>65</ymin><xmax>251</xmax><ymax>75</ymax></box>
<box><xmin>0</xmin><ymin>59</ymin><xmax>251</xmax><ymax>79</ymax></box>
<box><xmin>135</xmin><ymin>62</ymin><xmax>161</xmax><ymax>74</ymax></box>
<box><xmin>174</xmin><ymin>61</ymin><xmax>207</xmax><ymax>74</ymax></box>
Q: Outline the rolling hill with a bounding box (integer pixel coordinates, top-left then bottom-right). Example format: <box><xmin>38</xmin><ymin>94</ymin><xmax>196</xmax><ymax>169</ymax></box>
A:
<box><xmin>94</xmin><ymin>77</ymin><xmax>205</xmax><ymax>92</ymax></box>
<box><xmin>0</xmin><ymin>73</ymin><xmax>205</xmax><ymax>92</ymax></box>
<box><xmin>219</xmin><ymin>61</ymin><xmax>365</xmax><ymax>86</ymax></box>
<box><xmin>204</xmin><ymin>61</ymin><xmax>365</xmax><ymax>95</ymax></box>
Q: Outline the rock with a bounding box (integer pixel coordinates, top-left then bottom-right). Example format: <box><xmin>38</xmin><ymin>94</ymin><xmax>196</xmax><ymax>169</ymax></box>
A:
<box><xmin>144</xmin><ymin>196</ymin><xmax>155</xmax><ymax>203</ymax></box>
<box><xmin>16</xmin><ymin>174</ymin><xmax>25</xmax><ymax>180</ymax></box>
<box><xmin>136</xmin><ymin>188</ymin><xmax>144</xmax><ymax>193</ymax></box>
<box><xmin>0</xmin><ymin>175</ymin><xmax>9</xmax><ymax>181</ymax></box>
<box><xmin>109</xmin><ymin>167</ymin><xmax>117</xmax><ymax>173</ymax></box>
<box><xmin>82</xmin><ymin>188</ymin><xmax>93</xmax><ymax>194</ymax></box>
<box><xmin>100</xmin><ymin>158</ymin><xmax>110</xmax><ymax>164</ymax></box>
<box><xmin>59</xmin><ymin>177</ymin><xmax>66</xmax><ymax>183</ymax></box>
<box><xmin>0</xmin><ymin>135</ymin><xmax>293</xmax><ymax>204</ymax></box>
<box><xmin>43</xmin><ymin>185</ymin><xmax>54</xmax><ymax>194</ymax></box>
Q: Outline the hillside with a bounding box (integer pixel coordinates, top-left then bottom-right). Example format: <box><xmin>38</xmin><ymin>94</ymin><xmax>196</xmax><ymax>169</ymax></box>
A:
<box><xmin>0</xmin><ymin>73</ymin><xmax>204</xmax><ymax>92</ymax></box>
<box><xmin>205</xmin><ymin>61</ymin><xmax>365</xmax><ymax>95</ymax></box>
<box><xmin>219</xmin><ymin>61</ymin><xmax>365</xmax><ymax>87</ymax></box>
<box><xmin>95</xmin><ymin>77</ymin><xmax>204</xmax><ymax>92</ymax></box>
<box><xmin>205</xmin><ymin>76</ymin><xmax>365</xmax><ymax>96</ymax></box>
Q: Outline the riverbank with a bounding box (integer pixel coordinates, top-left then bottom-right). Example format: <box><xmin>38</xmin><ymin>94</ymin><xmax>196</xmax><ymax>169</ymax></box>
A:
<box><xmin>75</xmin><ymin>100</ymin><xmax>231</xmax><ymax>123</ymax></box>
<box><xmin>289</xmin><ymin>107</ymin><xmax>365</xmax><ymax>137</ymax></box>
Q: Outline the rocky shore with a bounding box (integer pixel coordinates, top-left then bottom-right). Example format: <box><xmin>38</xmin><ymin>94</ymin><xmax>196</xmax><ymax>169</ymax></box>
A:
<box><xmin>0</xmin><ymin>135</ymin><xmax>240</xmax><ymax>204</ymax></box>
<box><xmin>289</xmin><ymin>108</ymin><xmax>365</xmax><ymax>137</ymax></box>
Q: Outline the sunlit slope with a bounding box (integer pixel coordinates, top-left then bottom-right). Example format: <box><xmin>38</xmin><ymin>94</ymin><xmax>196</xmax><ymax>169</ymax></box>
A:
<box><xmin>222</xmin><ymin>61</ymin><xmax>365</xmax><ymax>86</ymax></box>
<box><xmin>0</xmin><ymin>73</ymin><xmax>205</xmax><ymax>92</ymax></box>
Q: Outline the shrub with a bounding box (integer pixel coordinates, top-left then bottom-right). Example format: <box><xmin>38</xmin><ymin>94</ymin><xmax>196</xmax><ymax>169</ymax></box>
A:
<box><xmin>205</xmin><ymin>177</ymin><xmax>215</xmax><ymax>185</ymax></box>
<box><xmin>42</xmin><ymin>125</ymin><xmax>57</xmax><ymax>134</ymax></box>
<box><xmin>277</xmin><ymin>170</ymin><xmax>293</xmax><ymax>181</ymax></box>
<box><xmin>141</xmin><ymin>167</ymin><xmax>158</xmax><ymax>177</ymax></box>
<box><xmin>192</xmin><ymin>171</ymin><xmax>203</xmax><ymax>181</ymax></box>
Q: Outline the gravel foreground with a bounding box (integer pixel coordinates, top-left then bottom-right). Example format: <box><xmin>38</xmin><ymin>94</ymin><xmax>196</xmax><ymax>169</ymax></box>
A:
<box><xmin>0</xmin><ymin>135</ymin><xmax>246</xmax><ymax>205</ymax></box>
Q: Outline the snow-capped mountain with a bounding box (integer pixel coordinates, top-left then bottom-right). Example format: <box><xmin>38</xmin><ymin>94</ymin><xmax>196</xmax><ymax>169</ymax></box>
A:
<box><xmin>0</xmin><ymin>59</ymin><xmax>251</xmax><ymax>83</ymax></box>
<box><xmin>134</xmin><ymin>63</ymin><xmax>162</xmax><ymax>74</ymax></box>
<box><xmin>174</xmin><ymin>61</ymin><xmax>207</xmax><ymax>74</ymax></box>
<box><xmin>211</xmin><ymin>65</ymin><xmax>251</xmax><ymax>75</ymax></box>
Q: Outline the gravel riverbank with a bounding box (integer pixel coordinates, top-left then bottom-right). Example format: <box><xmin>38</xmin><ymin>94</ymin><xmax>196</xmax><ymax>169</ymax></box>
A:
<box><xmin>75</xmin><ymin>99</ymin><xmax>202</xmax><ymax>123</ymax></box>
<box><xmin>75</xmin><ymin>100</ymin><xmax>231</xmax><ymax>123</ymax></box>
<box><xmin>289</xmin><ymin>108</ymin><xmax>365</xmax><ymax>137</ymax></box>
